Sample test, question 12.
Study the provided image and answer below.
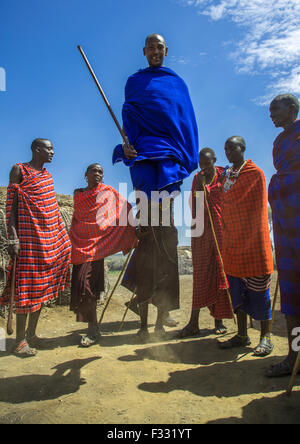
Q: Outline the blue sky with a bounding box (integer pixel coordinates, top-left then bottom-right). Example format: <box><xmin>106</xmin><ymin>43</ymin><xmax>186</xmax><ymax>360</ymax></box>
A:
<box><xmin>0</xmin><ymin>0</ymin><xmax>299</xmax><ymax>244</ymax></box>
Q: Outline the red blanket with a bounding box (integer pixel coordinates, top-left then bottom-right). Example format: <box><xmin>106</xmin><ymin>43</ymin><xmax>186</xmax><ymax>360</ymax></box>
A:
<box><xmin>69</xmin><ymin>183</ymin><xmax>136</xmax><ymax>265</ymax></box>
<box><xmin>1</xmin><ymin>163</ymin><xmax>71</xmax><ymax>314</ymax></box>
<box><xmin>191</xmin><ymin>168</ymin><xmax>233</xmax><ymax>319</ymax></box>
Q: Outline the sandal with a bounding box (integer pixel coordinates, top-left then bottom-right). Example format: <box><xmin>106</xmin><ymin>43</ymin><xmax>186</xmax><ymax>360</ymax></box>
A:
<box><xmin>163</xmin><ymin>314</ymin><xmax>179</xmax><ymax>328</ymax></box>
<box><xmin>218</xmin><ymin>334</ymin><xmax>251</xmax><ymax>349</ymax></box>
<box><xmin>265</xmin><ymin>359</ymin><xmax>299</xmax><ymax>378</ymax></box>
<box><xmin>214</xmin><ymin>320</ymin><xmax>227</xmax><ymax>335</ymax></box>
<box><xmin>80</xmin><ymin>335</ymin><xmax>99</xmax><ymax>348</ymax></box>
<box><xmin>175</xmin><ymin>325</ymin><xmax>201</xmax><ymax>339</ymax></box>
<box><xmin>253</xmin><ymin>336</ymin><xmax>274</xmax><ymax>357</ymax></box>
<box><xmin>14</xmin><ymin>340</ymin><xmax>37</xmax><ymax>358</ymax></box>
<box><xmin>154</xmin><ymin>326</ymin><xmax>167</xmax><ymax>341</ymax></box>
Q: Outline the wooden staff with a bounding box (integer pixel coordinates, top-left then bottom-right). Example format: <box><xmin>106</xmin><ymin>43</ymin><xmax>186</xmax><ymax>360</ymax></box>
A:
<box><xmin>201</xmin><ymin>183</ymin><xmax>237</xmax><ymax>325</ymax></box>
<box><xmin>118</xmin><ymin>290</ymin><xmax>136</xmax><ymax>333</ymax></box>
<box><xmin>7</xmin><ymin>257</ymin><xmax>17</xmax><ymax>336</ymax></box>
<box><xmin>270</xmin><ymin>275</ymin><xmax>280</xmax><ymax>331</ymax></box>
<box><xmin>77</xmin><ymin>45</ymin><xmax>131</xmax><ymax>150</ymax></box>
<box><xmin>286</xmin><ymin>351</ymin><xmax>300</xmax><ymax>396</ymax></box>
<box><xmin>98</xmin><ymin>239</ymin><xmax>137</xmax><ymax>328</ymax></box>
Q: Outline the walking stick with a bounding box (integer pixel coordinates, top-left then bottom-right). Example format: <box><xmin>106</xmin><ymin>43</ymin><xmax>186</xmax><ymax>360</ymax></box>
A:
<box><xmin>202</xmin><ymin>183</ymin><xmax>237</xmax><ymax>325</ymax></box>
<box><xmin>270</xmin><ymin>275</ymin><xmax>280</xmax><ymax>331</ymax></box>
<box><xmin>77</xmin><ymin>45</ymin><xmax>131</xmax><ymax>150</ymax></box>
<box><xmin>118</xmin><ymin>290</ymin><xmax>136</xmax><ymax>333</ymax></box>
<box><xmin>98</xmin><ymin>239</ymin><xmax>137</xmax><ymax>328</ymax></box>
<box><xmin>286</xmin><ymin>350</ymin><xmax>300</xmax><ymax>396</ymax></box>
<box><xmin>7</xmin><ymin>257</ymin><xmax>17</xmax><ymax>336</ymax></box>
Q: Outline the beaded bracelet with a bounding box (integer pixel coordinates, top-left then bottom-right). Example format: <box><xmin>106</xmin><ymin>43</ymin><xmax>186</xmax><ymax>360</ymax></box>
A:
<box><xmin>8</xmin><ymin>239</ymin><xmax>20</xmax><ymax>245</ymax></box>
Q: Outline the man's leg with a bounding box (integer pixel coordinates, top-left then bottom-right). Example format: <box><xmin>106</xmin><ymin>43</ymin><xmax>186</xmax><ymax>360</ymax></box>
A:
<box><xmin>15</xmin><ymin>313</ymin><xmax>37</xmax><ymax>357</ymax></box>
<box><xmin>136</xmin><ymin>301</ymin><xmax>150</xmax><ymax>342</ymax></box>
<box><xmin>219</xmin><ymin>309</ymin><xmax>250</xmax><ymax>349</ymax></box>
<box><xmin>176</xmin><ymin>309</ymin><xmax>200</xmax><ymax>338</ymax></box>
<box><xmin>253</xmin><ymin>320</ymin><xmax>274</xmax><ymax>357</ymax></box>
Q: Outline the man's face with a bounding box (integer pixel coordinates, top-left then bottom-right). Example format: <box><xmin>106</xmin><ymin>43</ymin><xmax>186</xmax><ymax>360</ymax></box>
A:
<box><xmin>143</xmin><ymin>37</ymin><xmax>168</xmax><ymax>67</ymax></box>
<box><xmin>269</xmin><ymin>99</ymin><xmax>294</xmax><ymax>128</ymax></box>
<box><xmin>199</xmin><ymin>153</ymin><xmax>216</xmax><ymax>174</ymax></box>
<box><xmin>224</xmin><ymin>140</ymin><xmax>244</xmax><ymax>164</ymax></box>
<box><xmin>86</xmin><ymin>164</ymin><xmax>103</xmax><ymax>187</ymax></box>
<box><xmin>37</xmin><ymin>140</ymin><xmax>54</xmax><ymax>163</ymax></box>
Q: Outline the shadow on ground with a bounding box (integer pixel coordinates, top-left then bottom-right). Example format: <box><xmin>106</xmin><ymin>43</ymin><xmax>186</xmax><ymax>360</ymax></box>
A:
<box><xmin>0</xmin><ymin>356</ymin><xmax>101</xmax><ymax>404</ymax></box>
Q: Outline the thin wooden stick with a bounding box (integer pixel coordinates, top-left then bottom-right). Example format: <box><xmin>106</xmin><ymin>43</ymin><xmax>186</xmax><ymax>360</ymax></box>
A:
<box><xmin>118</xmin><ymin>290</ymin><xmax>136</xmax><ymax>333</ymax></box>
<box><xmin>77</xmin><ymin>45</ymin><xmax>130</xmax><ymax>149</ymax></box>
<box><xmin>270</xmin><ymin>275</ymin><xmax>280</xmax><ymax>331</ymax></box>
<box><xmin>202</xmin><ymin>184</ymin><xmax>237</xmax><ymax>324</ymax></box>
<box><xmin>98</xmin><ymin>240</ymin><xmax>137</xmax><ymax>327</ymax></box>
<box><xmin>7</xmin><ymin>257</ymin><xmax>17</xmax><ymax>336</ymax></box>
<box><xmin>286</xmin><ymin>351</ymin><xmax>300</xmax><ymax>396</ymax></box>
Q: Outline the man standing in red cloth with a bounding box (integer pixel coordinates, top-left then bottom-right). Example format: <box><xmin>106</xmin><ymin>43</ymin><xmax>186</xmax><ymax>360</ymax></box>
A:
<box><xmin>1</xmin><ymin>139</ymin><xmax>71</xmax><ymax>357</ymax></box>
<box><xmin>69</xmin><ymin>163</ymin><xmax>136</xmax><ymax>346</ymax></box>
<box><xmin>177</xmin><ymin>148</ymin><xmax>233</xmax><ymax>338</ymax></box>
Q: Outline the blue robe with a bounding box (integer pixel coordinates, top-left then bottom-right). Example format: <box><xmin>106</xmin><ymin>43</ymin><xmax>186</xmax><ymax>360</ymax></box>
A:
<box><xmin>113</xmin><ymin>66</ymin><xmax>199</xmax><ymax>198</ymax></box>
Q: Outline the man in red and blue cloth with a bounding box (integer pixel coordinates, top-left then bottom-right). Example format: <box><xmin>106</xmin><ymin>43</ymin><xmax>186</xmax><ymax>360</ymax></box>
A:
<box><xmin>266</xmin><ymin>94</ymin><xmax>300</xmax><ymax>377</ymax></box>
<box><xmin>113</xmin><ymin>34</ymin><xmax>198</xmax><ymax>341</ymax></box>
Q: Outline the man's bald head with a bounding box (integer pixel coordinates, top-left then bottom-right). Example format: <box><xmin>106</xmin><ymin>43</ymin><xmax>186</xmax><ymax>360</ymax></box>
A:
<box><xmin>270</xmin><ymin>94</ymin><xmax>299</xmax><ymax>129</ymax></box>
<box><xmin>145</xmin><ymin>34</ymin><xmax>166</xmax><ymax>47</ymax></box>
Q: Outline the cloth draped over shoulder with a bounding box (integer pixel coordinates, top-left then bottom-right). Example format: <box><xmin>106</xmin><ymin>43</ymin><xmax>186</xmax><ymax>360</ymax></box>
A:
<box><xmin>0</xmin><ymin>163</ymin><xmax>71</xmax><ymax>314</ymax></box>
<box><xmin>268</xmin><ymin>119</ymin><xmax>300</xmax><ymax>317</ymax></box>
<box><xmin>222</xmin><ymin>160</ymin><xmax>274</xmax><ymax>278</ymax></box>
<box><xmin>112</xmin><ymin>66</ymin><xmax>199</xmax><ymax>193</ymax></box>
<box><xmin>69</xmin><ymin>183</ymin><xmax>136</xmax><ymax>265</ymax></box>
<box><xmin>190</xmin><ymin>168</ymin><xmax>233</xmax><ymax>319</ymax></box>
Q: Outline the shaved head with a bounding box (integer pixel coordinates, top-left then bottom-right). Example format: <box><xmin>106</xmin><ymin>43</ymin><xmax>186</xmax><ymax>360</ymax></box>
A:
<box><xmin>225</xmin><ymin>136</ymin><xmax>246</xmax><ymax>152</ymax></box>
<box><xmin>271</xmin><ymin>94</ymin><xmax>299</xmax><ymax>114</ymax></box>
<box><xmin>145</xmin><ymin>34</ymin><xmax>166</xmax><ymax>47</ymax></box>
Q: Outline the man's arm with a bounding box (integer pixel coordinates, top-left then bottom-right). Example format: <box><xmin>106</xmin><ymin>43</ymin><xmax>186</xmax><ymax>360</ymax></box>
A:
<box><xmin>7</xmin><ymin>164</ymin><xmax>22</xmax><ymax>258</ymax></box>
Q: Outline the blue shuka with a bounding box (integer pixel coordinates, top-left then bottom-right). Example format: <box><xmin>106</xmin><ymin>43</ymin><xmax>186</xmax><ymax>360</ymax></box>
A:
<box><xmin>268</xmin><ymin>119</ymin><xmax>300</xmax><ymax>317</ymax></box>
<box><xmin>113</xmin><ymin>66</ymin><xmax>199</xmax><ymax>198</ymax></box>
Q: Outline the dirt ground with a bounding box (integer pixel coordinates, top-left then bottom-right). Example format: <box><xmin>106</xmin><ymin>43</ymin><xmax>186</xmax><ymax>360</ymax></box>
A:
<box><xmin>0</xmin><ymin>272</ymin><xmax>299</xmax><ymax>424</ymax></box>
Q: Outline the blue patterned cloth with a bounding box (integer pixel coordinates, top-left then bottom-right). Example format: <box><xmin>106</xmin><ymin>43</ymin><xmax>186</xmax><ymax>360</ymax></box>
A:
<box><xmin>268</xmin><ymin>119</ymin><xmax>300</xmax><ymax>317</ymax></box>
<box><xmin>113</xmin><ymin>66</ymin><xmax>198</xmax><ymax>198</ymax></box>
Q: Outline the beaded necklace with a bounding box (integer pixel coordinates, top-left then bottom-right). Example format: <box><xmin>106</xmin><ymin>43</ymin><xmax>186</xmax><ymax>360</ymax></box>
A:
<box><xmin>223</xmin><ymin>160</ymin><xmax>247</xmax><ymax>193</ymax></box>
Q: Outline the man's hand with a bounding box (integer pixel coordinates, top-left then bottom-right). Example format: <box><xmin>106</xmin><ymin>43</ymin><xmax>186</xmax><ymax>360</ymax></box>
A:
<box><xmin>122</xmin><ymin>138</ymin><xmax>138</xmax><ymax>160</ymax></box>
<box><xmin>8</xmin><ymin>240</ymin><xmax>20</xmax><ymax>259</ymax></box>
<box><xmin>196</xmin><ymin>172</ymin><xmax>206</xmax><ymax>190</ymax></box>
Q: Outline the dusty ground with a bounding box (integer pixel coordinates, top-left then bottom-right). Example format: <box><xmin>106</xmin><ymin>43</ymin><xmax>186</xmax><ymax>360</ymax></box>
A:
<box><xmin>0</xmin><ymin>272</ymin><xmax>299</xmax><ymax>424</ymax></box>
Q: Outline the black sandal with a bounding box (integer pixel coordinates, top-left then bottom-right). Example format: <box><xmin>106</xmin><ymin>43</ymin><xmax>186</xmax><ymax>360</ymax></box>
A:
<box><xmin>175</xmin><ymin>326</ymin><xmax>201</xmax><ymax>339</ymax></box>
<box><xmin>253</xmin><ymin>336</ymin><xmax>274</xmax><ymax>357</ymax></box>
<box><xmin>218</xmin><ymin>334</ymin><xmax>251</xmax><ymax>349</ymax></box>
<box><xmin>265</xmin><ymin>359</ymin><xmax>298</xmax><ymax>378</ymax></box>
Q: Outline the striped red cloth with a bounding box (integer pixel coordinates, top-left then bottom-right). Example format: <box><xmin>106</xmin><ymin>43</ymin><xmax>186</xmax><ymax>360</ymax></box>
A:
<box><xmin>1</xmin><ymin>163</ymin><xmax>71</xmax><ymax>314</ymax></box>
<box><xmin>191</xmin><ymin>168</ymin><xmax>233</xmax><ymax>319</ymax></box>
<box><xmin>69</xmin><ymin>183</ymin><xmax>136</xmax><ymax>265</ymax></box>
<box><xmin>222</xmin><ymin>160</ymin><xmax>274</xmax><ymax>278</ymax></box>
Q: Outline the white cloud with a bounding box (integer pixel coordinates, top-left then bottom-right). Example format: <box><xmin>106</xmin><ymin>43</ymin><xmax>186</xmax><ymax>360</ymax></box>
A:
<box><xmin>182</xmin><ymin>0</ymin><xmax>300</xmax><ymax>104</ymax></box>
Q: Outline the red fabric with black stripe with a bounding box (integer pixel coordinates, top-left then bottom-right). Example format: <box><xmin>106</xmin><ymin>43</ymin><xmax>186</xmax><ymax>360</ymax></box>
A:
<box><xmin>191</xmin><ymin>168</ymin><xmax>233</xmax><ymax>319</ymax></box>
<box><xmin>1</xmin><ymin>163</ymin><xmax>71</xmax><ymax>314</ymax></box>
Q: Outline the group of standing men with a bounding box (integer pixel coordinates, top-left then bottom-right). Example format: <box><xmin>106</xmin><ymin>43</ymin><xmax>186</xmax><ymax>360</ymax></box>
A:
<box><xmin>1</xmin><ymin>34</ymin><xmax>299</xmax><ymax>380</ymax></box>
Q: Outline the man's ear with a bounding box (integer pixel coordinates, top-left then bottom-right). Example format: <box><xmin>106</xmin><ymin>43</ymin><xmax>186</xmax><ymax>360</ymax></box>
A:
<box><xmin>165</xmin><ymin>47</ymin><xmax>168</xmax><ymax>56</ymax></box>
<box><xmin>143</xmin><ymin>47</ymin><xmax>146</xmax><ymax>56</ymax></box>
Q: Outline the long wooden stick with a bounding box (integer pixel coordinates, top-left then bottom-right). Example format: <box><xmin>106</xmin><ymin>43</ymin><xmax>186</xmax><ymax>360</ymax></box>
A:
<box><xmin>118</xmin><ymin>290</ymin><xmax>136</xmax><ymax>333</ymax></box>
<box><xmin>77</xmin><ymin>45</ymin><xmax>130</xmax><ymax>149</ymax></box>
<box><xmin>98</xmin><ymin>240</ymin><xmax>137</xmax><ymax>327</ymax></box>
<box><xmin>270</xmin><ymin>275</ymin><xmax>280</xmax><ymax>331</ymax></box>
<box><xmin>286</xmin><ymin>351</ymin><xmax>300</xmax><ymax>396</ymax></box>
<box><xmin>202</xmin><ymin>184</ymin><xmax>237</xmax><ymax>324</ymax></box>
<box><xmin>7</xmin><ymin>257</ymin><xmax>17</xmax><ymax>336</ymax></box>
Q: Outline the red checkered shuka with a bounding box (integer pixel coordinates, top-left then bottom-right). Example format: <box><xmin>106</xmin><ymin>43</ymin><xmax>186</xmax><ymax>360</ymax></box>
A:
<box><xmin>191</xmin><ymin>168</ymin><xmax>233</xmax><ymax>319</ymax></box>
<box><xmin>1</xmin><ymin>163</ymin><xmax>71</xmax><ymax>314</ymax></box>
<box><xmin>222</xmin><ymin>160</ymin><xmax>274</xmax><ymax>278</ymax></box>
<box><xmin>69</xmin><ymin>183</ymin><xmax>136</xmax><ymax>265</ymax></box>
